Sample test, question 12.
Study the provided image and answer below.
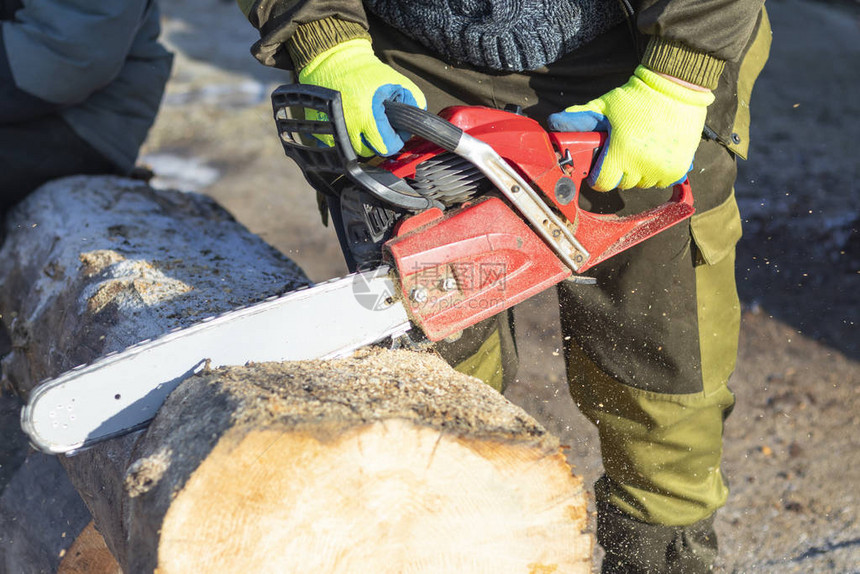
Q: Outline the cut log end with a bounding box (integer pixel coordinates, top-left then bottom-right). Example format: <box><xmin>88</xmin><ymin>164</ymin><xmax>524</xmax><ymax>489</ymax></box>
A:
<box><xmin>132</xmin><ymin>350</ymin><xmax>591</xmax><ymax>573</ymax></box>
<box><xmin>157</xmin><ymin>419</ymin><xmax>589</xmax><ymax>573</ymax></box>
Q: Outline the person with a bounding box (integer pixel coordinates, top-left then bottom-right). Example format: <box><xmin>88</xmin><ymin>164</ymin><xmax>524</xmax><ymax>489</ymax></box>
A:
<box><xmin>0</xmin><ymin>0</ymin><xmax>173</xmax><ymax>217</ymax></box>
<box><xmin>0</xmin><ymin>0</ymin><xmax>173</xmax><ymax>492</ymax></box>
<box><xmin>238</xmin><ymin>0</ymin><xmax>771</xmax><ymax>571</ymax></box>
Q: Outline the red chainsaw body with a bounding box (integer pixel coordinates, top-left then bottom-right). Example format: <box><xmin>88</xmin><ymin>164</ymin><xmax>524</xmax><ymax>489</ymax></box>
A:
<box><xmin>385</xmin><ymin>197</ymin><xmax>570</xmax><ymax>341</ymax></box>
<box><xmin>380</xmin><ymin>105</ymin><xmax>695</xmax><ymax>341</ymax></box>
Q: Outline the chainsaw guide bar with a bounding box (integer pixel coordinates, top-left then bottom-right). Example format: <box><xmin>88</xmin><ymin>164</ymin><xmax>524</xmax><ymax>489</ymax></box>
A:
<box><xmin>21</xmin><ymin>269</ymin><xmax>409</xmax><ymax>454</ymax></box>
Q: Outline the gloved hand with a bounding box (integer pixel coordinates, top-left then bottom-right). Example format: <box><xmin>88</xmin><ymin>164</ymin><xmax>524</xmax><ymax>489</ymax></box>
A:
<box><xmin>299</xmin><ymin>38</ymin><xmax>427</xmax><ymax>157</ymax></box>
<box><xmin>547</xmin><ymin>65</ymin><xmax>714</xmax><ymax>191</ymax></box>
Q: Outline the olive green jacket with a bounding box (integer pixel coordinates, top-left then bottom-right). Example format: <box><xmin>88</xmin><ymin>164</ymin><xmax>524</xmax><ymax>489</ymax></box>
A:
<box><xmin>238</xmin><ymin>0</ymin><xmax>770</xmax><ymax>157</ymax></box>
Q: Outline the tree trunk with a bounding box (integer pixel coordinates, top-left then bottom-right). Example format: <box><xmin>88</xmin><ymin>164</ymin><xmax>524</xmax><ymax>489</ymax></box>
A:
<box><xmin>0</xmin><ymin>177</ymin><xmax>590</xmax><ymax>573</ymax></box>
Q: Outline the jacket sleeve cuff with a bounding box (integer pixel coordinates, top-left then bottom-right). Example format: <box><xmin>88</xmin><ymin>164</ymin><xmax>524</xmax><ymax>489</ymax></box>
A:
<box><xmin>287</xmin><ymin>18</ymin><xmax>371</xmax><ymax>73</ymax></box>
<box><xmin>642</xmin><ymin>37</ymin><xmax>726</xmax><ymax>91</ymax></box>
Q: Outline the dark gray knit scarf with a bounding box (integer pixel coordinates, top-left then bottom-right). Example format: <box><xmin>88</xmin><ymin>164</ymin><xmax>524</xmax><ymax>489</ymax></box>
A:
<box><xmin>364</xmin><ymin>0</ymin><xmax>626</xmax><ymax>72</ymax></box>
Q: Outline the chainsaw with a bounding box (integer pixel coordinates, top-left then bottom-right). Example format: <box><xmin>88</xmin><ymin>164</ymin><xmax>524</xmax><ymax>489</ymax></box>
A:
<box><xmin>21</xmin><ymin>84</ymin><xmax>694</xmax><ymax>454</ymax></box>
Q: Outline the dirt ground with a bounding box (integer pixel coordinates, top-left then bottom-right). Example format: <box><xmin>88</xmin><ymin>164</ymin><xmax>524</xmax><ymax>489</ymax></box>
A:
<box><xmin>1</xmin><ymin>0</ymin><xmax>858</xmax><ymax>571</ymax></box>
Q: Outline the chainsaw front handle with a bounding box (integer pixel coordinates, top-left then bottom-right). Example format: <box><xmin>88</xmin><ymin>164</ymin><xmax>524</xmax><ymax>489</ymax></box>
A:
<box><xmin>383</xmin><ymin>100</ymin><xmax>464</xmax><ymax>153</ymax></box>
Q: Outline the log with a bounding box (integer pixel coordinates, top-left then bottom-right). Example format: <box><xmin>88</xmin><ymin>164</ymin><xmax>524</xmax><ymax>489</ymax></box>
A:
<box><xmin>57</xmin><ymin>521</ymin><xmax>121</xmax><ymax>574</ymax></box>
<box><xmin>0</xmin><ymin>176</ymin><xmax>591</xmax><ymax>572</ymax></box>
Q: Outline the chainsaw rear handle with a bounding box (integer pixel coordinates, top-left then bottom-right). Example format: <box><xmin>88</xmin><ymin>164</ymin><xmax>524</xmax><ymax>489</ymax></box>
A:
<box><xmin>271</xmin><ymin>84</ymin><xmax>437</xmax><ymax>212</ymax></box>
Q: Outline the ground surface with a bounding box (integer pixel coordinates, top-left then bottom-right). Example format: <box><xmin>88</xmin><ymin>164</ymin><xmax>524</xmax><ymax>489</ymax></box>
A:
<box><xmin>1</xmin><ymin>0</ymin><xmax>857</xmax><ymax>571</ymax></box>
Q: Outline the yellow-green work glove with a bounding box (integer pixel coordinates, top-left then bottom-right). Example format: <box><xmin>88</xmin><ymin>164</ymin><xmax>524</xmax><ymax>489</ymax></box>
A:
<box><xmin>299</xmin><ymin>38</ymin><xmax>427</xmax><ymax>157</ymax></box>
<box><xmin>547</xmin><ymin>65</ymin><xmax>714</xmax><ymax>191</ymax></box>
